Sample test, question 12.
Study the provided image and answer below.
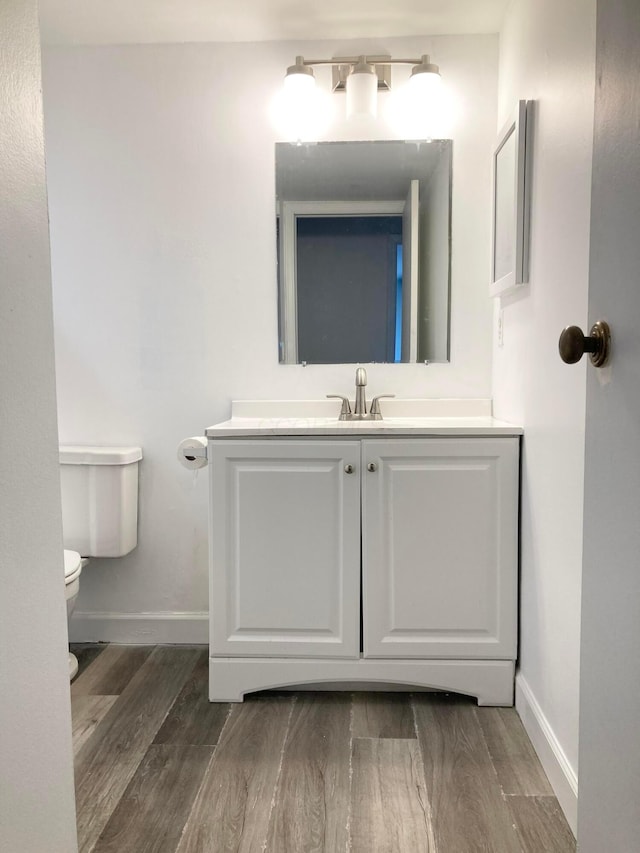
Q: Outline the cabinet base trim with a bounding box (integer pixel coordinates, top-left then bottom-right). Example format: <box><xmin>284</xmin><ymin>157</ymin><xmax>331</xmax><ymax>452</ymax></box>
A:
<box><xmin>209</xmin><ymin>657</ymin><xmax>515</xmax><ymax>706</ymax></box>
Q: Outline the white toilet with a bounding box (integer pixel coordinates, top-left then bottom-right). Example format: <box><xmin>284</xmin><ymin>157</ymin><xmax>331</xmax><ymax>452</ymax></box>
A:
<box><xmin>64</xmin><ymin>549</ymin><xmax>83</xmax><ymax>678</ymax></box>
<box><xmin>60</xmin><ymin>445</ymin><xmax>143</xmax><ymax>680</ymax></box>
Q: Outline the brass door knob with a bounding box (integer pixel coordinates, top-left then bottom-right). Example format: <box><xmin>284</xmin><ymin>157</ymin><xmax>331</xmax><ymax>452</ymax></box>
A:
<box><xmin>558</xmin><ymin>320</ymin><xmax>611</xmax><ymax>367</ymax></box>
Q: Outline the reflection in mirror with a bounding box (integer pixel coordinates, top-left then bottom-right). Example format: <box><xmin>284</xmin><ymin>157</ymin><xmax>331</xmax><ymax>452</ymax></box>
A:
<box><xmin>276</xmin><ymin>140</ymin><xmax>452</xmax><ymax>365</ymax></box>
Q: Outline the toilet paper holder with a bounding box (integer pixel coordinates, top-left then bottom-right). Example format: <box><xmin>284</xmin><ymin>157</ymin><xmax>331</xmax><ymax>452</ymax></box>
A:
<box><xmin>177</xmin><ymin>437</ymin><xmax>209</xmax><ymax>470</ymax></box>
<box><xmin>184</xmin><ymin>445</ymin><xmax>207</xmax><ymax>461</ymax></box>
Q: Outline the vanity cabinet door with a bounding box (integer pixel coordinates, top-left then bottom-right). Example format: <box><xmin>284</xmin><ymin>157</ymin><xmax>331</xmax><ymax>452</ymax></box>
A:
<box><xmin>209</xmin><ymin>440</ymin><xmax>360</xmax><ymax>658</ymax></box>
<box><xmin>362</xmin><ymin>438</ymin><xmax>519</xmax><ymax>659</ymax></box>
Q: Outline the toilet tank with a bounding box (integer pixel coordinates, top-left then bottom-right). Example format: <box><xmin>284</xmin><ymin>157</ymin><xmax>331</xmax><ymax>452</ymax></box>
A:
<box><xmin>59</xmin><ymin>445</ymin><xmax>143</xmax><ymax>557</ymax></box>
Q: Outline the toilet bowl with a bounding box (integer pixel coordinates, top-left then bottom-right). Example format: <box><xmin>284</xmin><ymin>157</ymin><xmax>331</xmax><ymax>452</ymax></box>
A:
<box><xmin>64</xmin><ymin>549</ymin><xmax>82</xmax><ymax>680</ymax></box>
<box><xmin>60</xmin><ymin>445</ymin><xmax>143</xmax><ymax>682</ymax></box>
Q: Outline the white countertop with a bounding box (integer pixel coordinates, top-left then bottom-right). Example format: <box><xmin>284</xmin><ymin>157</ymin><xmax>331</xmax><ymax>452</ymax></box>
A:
<box><xmin>205</xmin><ymin>400</ymin><xmax>523</xmax><ymax>438</ymax></box>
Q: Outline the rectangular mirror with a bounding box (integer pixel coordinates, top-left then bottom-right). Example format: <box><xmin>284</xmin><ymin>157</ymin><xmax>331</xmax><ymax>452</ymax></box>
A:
<box><xmin>276</xmin><ymin>140</ymin><xmax>452</xmax><ymax>364</ymax></box>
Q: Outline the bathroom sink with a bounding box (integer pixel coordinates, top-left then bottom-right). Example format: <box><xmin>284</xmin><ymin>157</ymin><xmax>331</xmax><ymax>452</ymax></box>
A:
<box><xmin>205</xmin><ymin>400</ymin><xmax>523</xmax><ymax>438</ymax></box>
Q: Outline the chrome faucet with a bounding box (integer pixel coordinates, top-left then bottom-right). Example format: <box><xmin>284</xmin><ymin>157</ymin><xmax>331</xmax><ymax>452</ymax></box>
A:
<box><xmin>327</xmin><ymin>369</ymin><xmax>395</xmax><ymax>421</ymax></box>
<box><xmin>354</xmin><ymin>367</ymin><xmax>368</xmax><ymax>416</ymax></box>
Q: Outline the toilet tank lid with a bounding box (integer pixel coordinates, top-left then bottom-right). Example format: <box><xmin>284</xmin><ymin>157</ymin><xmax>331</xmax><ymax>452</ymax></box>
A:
<box><xmin>59</xmin><ymin>445</ymin><xmax>143</xmax><ymax>465</ymax></box>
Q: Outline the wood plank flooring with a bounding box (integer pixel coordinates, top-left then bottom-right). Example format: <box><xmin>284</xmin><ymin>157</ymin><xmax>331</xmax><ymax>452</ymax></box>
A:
<box><xmin>266</xmin><ymin>693</ymin><xmax>351</xmax><ymax>852</ymax></box>
<box><xmin>70</xmin><ymin>645</ymin><xmax>576</xmax><ymax>853</ymax></box>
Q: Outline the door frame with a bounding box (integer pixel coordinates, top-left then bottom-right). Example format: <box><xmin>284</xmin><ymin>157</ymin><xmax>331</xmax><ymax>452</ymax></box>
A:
<box><xmin>278</xmin><ymin>199</ymin><xmax>405</xmax><ymax>363</ymax></box>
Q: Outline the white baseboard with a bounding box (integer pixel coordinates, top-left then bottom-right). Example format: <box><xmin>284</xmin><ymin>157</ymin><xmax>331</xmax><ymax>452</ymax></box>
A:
<box><xmin>69</xmin><ymin>611</ymin><xmax>209</xmax><ymax>644</ymax></box>
<box><xmin>515</xmin><ymin>674</ymin><xmax>578</xmax><ymax>836</ymax></box>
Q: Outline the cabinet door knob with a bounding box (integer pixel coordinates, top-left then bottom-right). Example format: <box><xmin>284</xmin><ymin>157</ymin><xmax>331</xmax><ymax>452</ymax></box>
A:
<box><xmin>344</xmin><ymin>464</ymin><xmax>355</xmax><ymax>474</ymax></box>
<box><xmin>367</xmin><ymin>462</ymin><xmax>377</xmax><ymax>472</ymax></box>
<box><xmin>558</xmin><ymin>320</ymin><xmax>611</xmax><ymax>367</ymax></box>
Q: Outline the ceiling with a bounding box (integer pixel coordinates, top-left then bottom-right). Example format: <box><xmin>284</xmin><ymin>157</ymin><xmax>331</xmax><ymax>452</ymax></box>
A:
<box><xmin>38</xmin><ymin>0</ymin><xmax>509</xmax><ymax>45</ymax></box>
<box><xmin>277</xmin><ymin>141</ymin><xmax>449</xmax><ymax>202</ymax></box>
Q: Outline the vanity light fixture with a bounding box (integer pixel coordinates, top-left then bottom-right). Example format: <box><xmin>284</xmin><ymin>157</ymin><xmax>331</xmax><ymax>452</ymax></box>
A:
<box><xmin>284</xmin><ymin>56</ymin><xmax>316</xmax><ymax>93</ymax></box>
<box><xmin>408</xmin><ymin>55</ymin><xmax>443</xmax><ymax>97</ymax></box>
<box><xmin>345</xmin><ymin>57</ymin><xmax>378</xmax><ymax>119</ymax></box>
<box><xmin>273</xmin><ymin>53</ymin><xmax>442</xmax><ymax>140</ymax></box>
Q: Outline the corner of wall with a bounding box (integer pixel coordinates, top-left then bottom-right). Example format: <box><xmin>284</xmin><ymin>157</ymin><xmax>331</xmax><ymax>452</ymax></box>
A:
<box><xmin>516</xmin><ymin>674</ymin><xmax>578</xmax><ymax>834</ymax></box>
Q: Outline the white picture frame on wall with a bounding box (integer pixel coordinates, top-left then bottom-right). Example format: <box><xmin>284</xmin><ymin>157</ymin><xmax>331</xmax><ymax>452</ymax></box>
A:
<box><xmin>490</xmin><ymin>100</ymin><xmax>533</xmax><ymax>297</ymax></box>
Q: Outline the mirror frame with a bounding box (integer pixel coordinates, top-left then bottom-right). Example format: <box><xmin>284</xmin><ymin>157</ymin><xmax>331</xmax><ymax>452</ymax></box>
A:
<box><xmin>276</xmin><ymin>140</ymin><xmax>453</xmax><ymax>365</ymax></box>
<box><xmin>279</xmin><ymin>200</ymin><xmax>406</xmax><ymax>364</ymax></box>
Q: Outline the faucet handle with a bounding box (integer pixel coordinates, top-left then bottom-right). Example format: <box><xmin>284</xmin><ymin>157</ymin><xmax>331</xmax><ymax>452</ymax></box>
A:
<box><xmin>369</xmin><ymin>394</ymin><xmax>395</xmax><ymax>419</ymax></box>
<box><xmin>326</xmin><ymin>394</ymin><xmax>352</xmax><ymax>421</ymax></box>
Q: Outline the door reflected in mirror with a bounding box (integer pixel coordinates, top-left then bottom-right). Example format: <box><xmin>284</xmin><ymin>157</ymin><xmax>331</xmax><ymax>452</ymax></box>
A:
<box><xmin>276</xmin><ymin>140</ymin><xmax>452</xmax><ymax>365</ymax></box>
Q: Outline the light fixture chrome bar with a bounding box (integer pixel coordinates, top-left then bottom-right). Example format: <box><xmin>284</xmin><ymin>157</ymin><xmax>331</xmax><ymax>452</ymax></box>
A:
<box><xmin>298</xmin><ymin>55</ymin><xmax>429</xmax><ymax>67</ymax></box>
<box><xmin>291</xmin><ymin>54</ymin><xmax>439</xmax><ymax>94</ymax></box>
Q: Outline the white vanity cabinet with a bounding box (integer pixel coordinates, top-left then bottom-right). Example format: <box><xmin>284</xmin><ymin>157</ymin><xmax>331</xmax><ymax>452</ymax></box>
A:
<box><xmin>209</xmin><ymin>441</ymin><xmax>361</xmax><ymax>658</ymax></box>
<box><xmin>207</xmin><ymin>425</ymin><xmax>520</xmax><ymax>706</ymax></box>
<box><xmin>362</xmin><ymin>439</ymin><xmax>518</xmax><ymax>660</ymax></box>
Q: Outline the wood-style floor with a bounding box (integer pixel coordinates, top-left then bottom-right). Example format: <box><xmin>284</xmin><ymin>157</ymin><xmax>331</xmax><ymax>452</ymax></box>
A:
<box><xmin>70</xmin><ymin>644</ymin><xmax>576</xmax><ymax>853</ymax></box>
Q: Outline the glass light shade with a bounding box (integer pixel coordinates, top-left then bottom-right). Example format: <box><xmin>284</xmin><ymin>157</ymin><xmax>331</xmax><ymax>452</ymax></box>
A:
<box><xmin>283</xmin><ymin>70</ymin><xmax>316</xmax><ymax>97</ymax></box>
<box><xmin>386</xmin><ymin>70</ymin><xmax>446</xmax><ymax>139</ymax></box>
<box><xmin>270</xmin><ymin>71</ymin><xmax>330</xmax><ymax>142</ymax></box>
<box><xmin>408</xmin><ymin>68</ymin><xmax>443</xmax><ymax>100</ymax></box>
<box><xmin>346</xmin><ymin>66</ymin><xmax>378</xmax><ymax>119</ymax></box>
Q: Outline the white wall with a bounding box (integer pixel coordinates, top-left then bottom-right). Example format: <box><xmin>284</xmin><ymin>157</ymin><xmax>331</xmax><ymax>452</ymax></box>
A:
<box><xmin>493</xmin><ymin>0</ymin><xmax>596</xmax><ymax>832</ymax></box>
<box><xmin>41</xmin><ymin>34</ymin><xmax>497</xmax><ymax>636</ymax></box>
<box><xmin>0</xmin><ymin>2</ymin><xmax>77</xmax><ymax>851</ymax></box>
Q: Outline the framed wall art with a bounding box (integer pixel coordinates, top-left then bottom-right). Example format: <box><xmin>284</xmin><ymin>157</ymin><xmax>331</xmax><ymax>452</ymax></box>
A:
<box><xmin>490</xmin><ymin>100</ymin><xmax>534</xmax><ymax>297</ymax></box>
